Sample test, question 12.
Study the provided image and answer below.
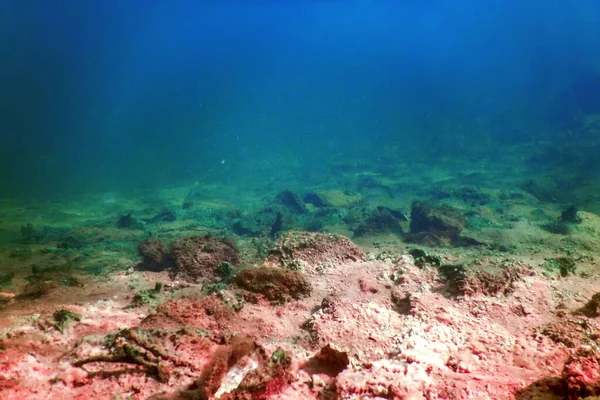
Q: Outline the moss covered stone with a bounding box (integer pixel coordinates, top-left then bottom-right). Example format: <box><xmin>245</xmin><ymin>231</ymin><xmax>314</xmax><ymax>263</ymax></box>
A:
<box><xmin>235</xmin><ymin>266</ymin><xmax>311</xmax><ymax>303</ymax></box>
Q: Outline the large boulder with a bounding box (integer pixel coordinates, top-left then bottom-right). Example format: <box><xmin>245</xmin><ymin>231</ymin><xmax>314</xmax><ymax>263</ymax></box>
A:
<box><xmin>407</xmin><ymin>201</ymin><xmax>467</xmax><ymax>245</ymax></box>
<box><xmin>265</xmin><ymin>231</ymin><xmax>366</xmax><ymax>273</ymax></box>
<box><xmin>170</xmin><ymin>235</ymin><xmax>239</xmax><ymax>283</ymax></box>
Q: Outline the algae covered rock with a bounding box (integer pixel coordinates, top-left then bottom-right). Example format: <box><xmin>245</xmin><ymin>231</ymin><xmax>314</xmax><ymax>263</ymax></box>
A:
<box><xmin>522</xmin><ymin>177</ymin><xmax>560</xmax><ymax>202</ymax></box>
<box><xmin>52</xmin><ymin>308</ymin><xmax>82</xmax><ymax>333</ymax></box>
<box><xmin>353</xmin><ymin>206</ymin><xmax>406</xmax><ymax>237</ymax></box>
<box><xmin>304</xmin><ymin>190</ymin><xmax>363</xmax><ymax>208</ymax></box>
<box><xmin>407</xmin><ymin>201</ymin><xmax>466</xmax><ymax>244</ymax></box>
<box><xmin>266</xmin><ymin>231</ymin><xmax>366</xmax><ymax>272</ymax></box>
<box><xmin>276</xmin><ymin>189</ymin><xmax>308</xmax><ymax>214</ymax></box>
<box><xmin>235</xmin><ymin>266</ymin><xmax>311</xmax><ymax>303</ymax></box>
<box><xmin>137</xmin><ymin>239</ymin><xmax>174</xmax><ymax>272</ymax></box>
<box><xmin>233</xmin><ymin>206</ymin><xmax>292</xmax><ymax>237</ymax></box>
<box><xmin>182</xmin><ymin>200</ymin><xmax>241</xmax><ymax>229</ymax></box>
<box><xmin>170</xmin><ymin>235</ymin><xmax>240</xmax><ymax>283</ymax></box>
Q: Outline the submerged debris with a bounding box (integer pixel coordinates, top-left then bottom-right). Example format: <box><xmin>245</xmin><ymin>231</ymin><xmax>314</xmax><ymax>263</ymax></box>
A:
<box><xmin>72</xmin><ymin>327</ymin><xmax>189</xmax><ymax>382</ymax></box>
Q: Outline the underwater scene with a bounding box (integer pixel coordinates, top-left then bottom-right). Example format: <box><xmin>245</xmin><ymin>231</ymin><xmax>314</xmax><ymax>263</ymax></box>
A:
<box><xmin>2</xmin><ymin>0</ymin><xmax>600</xmax><ymax>399</ymax></box>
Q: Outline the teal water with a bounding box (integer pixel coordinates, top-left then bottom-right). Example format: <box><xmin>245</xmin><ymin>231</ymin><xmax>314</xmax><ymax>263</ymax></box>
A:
<box><xmin>2</xmin><ymin>4</ymin><xmax>600</xmax><ymax>398</ymax></box>
<box><xmin>1</xmin><ymin>0</ymin><xmax>599</xmax><ymax>201</ymax></box>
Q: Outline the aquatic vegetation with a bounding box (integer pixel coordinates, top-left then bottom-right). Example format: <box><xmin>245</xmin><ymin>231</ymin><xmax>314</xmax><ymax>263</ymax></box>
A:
<box><xmin>2</xmin><ymin>2</ymin><xmax>600</xmax><ymax>398</ymax></box>
<box><xmin>522</xmin><ymin>177</ymin><xmax>563</xmax><ymax>203</ymax></box>
<box><xmin>542</xmin><ymin>256</ymin><xmax>577</xmax><ymax>277</ymax></box>
<box><xmin>127</xmin><ymin>282</ymin><xmax>163</xmax><ymax>308</ymax></box>
<box><xmin>8</xmin><ymin>246</ymin><xmax>33</xmax><ymax>258</ymax></box>
<box><xmin>52</xmin><ymin>308</ymin><xmax>82</xmax><ymax>333</ymax></box>
<box><xmin>408</xmin><ymin>248</ymin><xmax>442</xmax><ymax>267</ymax></box>
<box><xmin>184</xmin><ymin>201</ymin><xmax>242</xmax><ymax>230</ymax></box>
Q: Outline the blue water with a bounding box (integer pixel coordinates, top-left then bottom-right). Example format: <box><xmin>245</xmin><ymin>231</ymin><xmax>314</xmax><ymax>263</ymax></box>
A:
<box><xmin>1</xmin><ymin>0</ymin><xmax>599</xmax><ymax>198</ymax></box>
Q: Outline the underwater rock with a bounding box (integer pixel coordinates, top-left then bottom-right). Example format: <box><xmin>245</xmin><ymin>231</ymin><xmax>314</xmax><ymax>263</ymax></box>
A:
<box><xmin>235</xmin><ymin>266</ymin><xmax>312</xmax><ymax>303</ymax></box>
<box><xmin>437</xmin><ymin>264</ymin><xmax>467</xmax><ymax>297</ymax></box>
<box><xmin>541</xmin><ymin>256</ymin><xmax>577</xmax><ymax>277</ymax></box>
<box><xmin>452</xmin><ymin>186</ymin><xmax>492</xmax><ymax>205</ymax></box>
<box><xmin>276</xmin><ymin>190</ymin><xmax>307</xmax><ymax>214</ymax></box>
<box><xmin>305</xmin><ymin>344</ymin><xmax>350</xmax><ymax>377</ymax></box>
<box><xmin>233</xmin><ymin>206</ymin><xmax>292</xmax><ymax>237</ymax></box>
<box><xmin>170</xmin><ymin>235</ymin><xmax>239</xmax><ymax>284</ymax></box>
<box><xmin>461</xmin><ymin>264</ymin><xmax>533</xmax><ymax>297</ymax></box>
<box><xmin>521</xmin><ymin>177</ymin><xmax>560</xmax><ymax>202</ymax></box>
<box><xmin>57</xmin><ymin>235</ymin><xmax>87</xmax><ymax>250</ymax></box>
<box><xmin>116</xmin><ymin>210</ymin><xmax>146</xmax><ymax>230</ymax></box>
<box><xmin>20</xmin><ymin>223</ymin><xmax>37</xmax><ymax>243</ymax></box>
<box><xmin>561</xmin><ymin>346</ymin><xmax>600</xmax><ymax>398</ymax></box>
<box><xmin>270</xmin><ymin>211</ymin><xmax>285</xmax><ymax>238</ymax></box>
<box><xmin>266</xmin><ymin>231</ymin><xmax>366</xmax><ymax>271</ymax></box>
<box><xmin>407</xmin><ymin>201</ymin><xmax>466</xmax><ymax>244</ymax></box>
<box><xmin>542</xmin><ymin>206</ymin><xmax>582</xmax><ymax>235</ymax></box>
<box><xmin>182</xmin><ymin>187</ymin><xmax>203</xmax><ymax>209</ymax></box>
<box><xmin>52</xmin><ymin>308</ymin><xmax>82</xmax><ymax>333</ymax></box>
<box><xmin>304</xmin><ymin>190</ymin><xmax>363</xmax><ymax>208</ymax></box>
<box><xmin>576</xmin><ymin>293</ymin><xmax>600</xmax><ymax>318</ymax></box>
<box><xmin>184</xmin><ymin>201</ymin><xmax>241</xmax><ymax>230</ymax></box>
<box><xmin>356</xmin><ymin>176</ymin><xmax>394</xmax><ymax>198</ymax></box>
<box><xmin>561</xmin><ymin>205</ymin><xmax>581</xmax><ymax>224</ymax></box>
<box><xmin>409</xmin><ymin>249</ymin><xmax>442</xmax><ymax>268</ymax></box>
<box><xmin>140</xmin><ymin>295</ymin><xmax>238</xmax><ymax>333</ymax></box>
<box><xmin>137</xmin><ymin>240</ymin><xmax>174</xmax><ymax>272</ymax></box>
<box><xmin>353</xmin><ymin>206</ymin><xmax>406</xmax><ymax>237</ymax></box>
<box><xmin>147</xmin><ymin>209</ymin><xmax>177</xmax><ymax>224</ymax></box>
